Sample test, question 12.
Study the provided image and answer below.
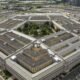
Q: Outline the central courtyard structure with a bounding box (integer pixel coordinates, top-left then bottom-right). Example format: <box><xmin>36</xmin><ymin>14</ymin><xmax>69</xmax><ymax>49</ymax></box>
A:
<box><xmin>17</xmin><ymin>21</ymin><xmax>60</xmax><ymax>38</ymax></box>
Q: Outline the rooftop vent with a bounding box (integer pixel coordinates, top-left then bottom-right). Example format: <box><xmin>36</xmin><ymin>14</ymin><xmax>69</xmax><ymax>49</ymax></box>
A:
<box><xmin>11</xmin><ymin>38</ymin><xmax>15</xmax><ymax>41</ymax></box>
<box><xmin>41</xmin><ymin>39</ymin><xmax>46</xmax><ymax>42</ymax></box>
<box><xmin>11</xmin><ymin>56</ymin><xmax>16</xmax><ymax>60</ymax></box>
<box><xmin>54</xmin><ymin>55</ymin><xmax>60</xmax><ymax>62</ymax></box>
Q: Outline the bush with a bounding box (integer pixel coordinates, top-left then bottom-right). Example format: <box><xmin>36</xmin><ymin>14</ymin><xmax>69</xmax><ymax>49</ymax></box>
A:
<box><xmin>17</xmin><ymin>22</ymin><xmax>57</xmax><ymax>37</ymax></box>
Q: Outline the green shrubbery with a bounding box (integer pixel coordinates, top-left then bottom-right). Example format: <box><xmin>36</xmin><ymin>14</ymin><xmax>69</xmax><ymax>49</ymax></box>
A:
<box><xmin>17</xmin><ymin>22</ymin><xmax>59</xmax><ymax>38</ymax></box>
<box><xmin>0</xmin><ymin>70</ymin><xmax>12</xmax><ymax>80</ymax></box>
